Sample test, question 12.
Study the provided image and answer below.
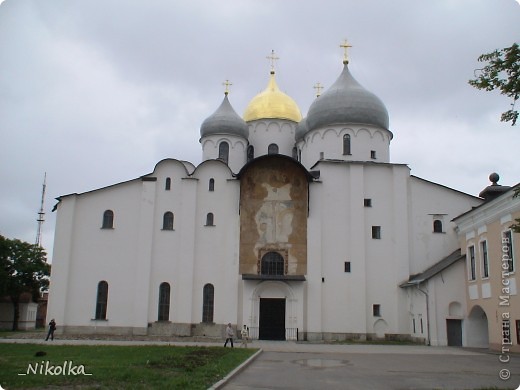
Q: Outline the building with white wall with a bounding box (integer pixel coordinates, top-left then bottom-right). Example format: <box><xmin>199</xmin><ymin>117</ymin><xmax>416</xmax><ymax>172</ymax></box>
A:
<box><xmin>47</xmin><ymin>51</ymin><xmax>485</xmax><ymax>344</ymax></box>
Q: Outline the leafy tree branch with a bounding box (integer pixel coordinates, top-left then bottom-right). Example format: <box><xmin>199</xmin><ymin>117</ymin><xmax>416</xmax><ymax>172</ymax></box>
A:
<box><xmin>469</xmin><ymin>43</ymin><xmax>519</xmax><ymax>125</ymax></box>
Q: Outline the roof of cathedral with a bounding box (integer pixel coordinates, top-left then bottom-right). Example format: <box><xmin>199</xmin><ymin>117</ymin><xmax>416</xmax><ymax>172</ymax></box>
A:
<box><xmin>200</xmin><ymin>93</ymin><xmax>248</xmax><ymax>139</ymax></box>
<box><xmin>305</xmin><ymin>63</ymin><xmax>389</xmax><ymax>131</ymax></box>
<box><xmin>243</xmin><ymin>71</ymin><xmax>302</xmax><ymax>123</ymax></box>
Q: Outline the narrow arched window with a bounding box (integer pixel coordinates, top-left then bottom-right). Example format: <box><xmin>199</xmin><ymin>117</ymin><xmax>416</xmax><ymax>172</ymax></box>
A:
<box><xmin>206</xmin><ymin>212</ymin><xmax>214</xmax><ymax>226</ymax></box>
<box><xmin>163</xmin><ymin>212</ymin><xmax>174</xmax><ymax>230</ymax></box>
<box><xmin>292</xmin><ymin>147</ymin><xmax>298</xmax><ymax>159</ymax></box>
<box><xmin>165</xmin><ymin>177</ymin><xmax>171</xmax><ymax>191</ymax></box>
<box><xmin>202</xmin><ymin>284</ymin><xmax>214</xmax><ymax>323</ymax></box>
<box><xmin>102</xmin><ymin>210</ymin><xmax>114</xmax><ymax>229</ymax></box>
<box><xmin>95</xmin><ymin>281</ymin><xmax>108</xmax><ymax>320</ymax></box>
<box><xmin>247</xmin><ymin>145</ymin><xmax>254</xmax><ymax>162</ymax></box>
<box><xmin>158</xmin><ymin>282</ymin><xmax>170</xmax><ymax>321</ymax></box>
<box><xmin>433</xmin><ymin>219</ymin><xmax>443</xmax><ymax>233</ymax></box>
<box><xmin>268</xmin><ymin>143</ymin><xmax>279</xmax><ymax>155</ymax></box>
<box><xmin>343</xmin><ymin>134</ymin><xmax>351</xmax><ymax>155</ymax></box>
<box><xmin>218</xmin><ymin>142</ymin><xmax>229</xmax><ymax>164</ymax></box>
<box><xmin>261</xmin><ymin>252</ymin><xmax>285</xmax><ymax>276</ymax></box>
<box><xmin>209</xmin><ymin>178</ymin><xmax>215</xmax><ymax>192</ymax></box>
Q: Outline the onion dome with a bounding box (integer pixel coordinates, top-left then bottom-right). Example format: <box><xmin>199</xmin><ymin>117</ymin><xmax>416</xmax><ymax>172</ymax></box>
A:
<box><xmin>243</xmin><ymin>71</ymin><xmax>302</xmax><ymax>122</ymax></box>
<box><xmin>306</xmin><ymin>63</ymin><xmax>389</xmax><ymax>131</ymax></box>
<box><xmin>295</xmin><ymin>117</ymin><xmax>308</xmax><ymax>141</ymax></box>
<box><xmin>200</xmin><ymin>93</ymin><xmax>248</xmax><ymax>139</ymax></box>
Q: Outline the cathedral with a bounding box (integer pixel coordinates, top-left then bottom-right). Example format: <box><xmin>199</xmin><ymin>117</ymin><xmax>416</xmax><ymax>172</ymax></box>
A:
<box><xmin>47</xmin><ymin>47</ymin><xmax>487</xmax><ymax>345</ymax></box>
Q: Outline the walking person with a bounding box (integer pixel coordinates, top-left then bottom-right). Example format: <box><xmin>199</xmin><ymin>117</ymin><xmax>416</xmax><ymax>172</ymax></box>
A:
<box><xmin>240</xmin><ymin>325</ymin><xmax>249</xmax><ymax>348</ymax></box>
<box><xmin>45</xmin><ymin>319</ymin><xmax>56</xmax><ymax>341</ymax></box>
<box><xmin>224</xmin><ymin>323</ymin><xmax>234</xmax><ymax>348</ymax></box>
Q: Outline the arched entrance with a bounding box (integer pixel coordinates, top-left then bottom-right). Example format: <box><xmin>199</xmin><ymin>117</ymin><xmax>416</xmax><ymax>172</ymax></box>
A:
<box><xmin>466</xmin><ymin>305</ymin><xmax>489</xmax><ymax>348</ymax></box>
<box><xmin>251</xmin><ymin>281</ymin><xmax>296</xmax><ymax>341</ymax></box>
<box><xmin>446</xmin><ymin>301</ymin><xmax>463</xmax><ymax>346</ymax></box>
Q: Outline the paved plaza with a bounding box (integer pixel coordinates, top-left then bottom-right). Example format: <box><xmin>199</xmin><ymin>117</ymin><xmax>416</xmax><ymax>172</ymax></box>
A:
<box><xmin>221</xmin><ymin>343</ymin><xmax>520</xmax><ymax>390</ymax></box>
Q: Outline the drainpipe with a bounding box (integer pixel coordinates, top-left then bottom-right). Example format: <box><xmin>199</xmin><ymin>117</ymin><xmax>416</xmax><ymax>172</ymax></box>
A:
<box><xmin>414</xmin><ymin>281</ymin><xmax>431</xmax><ymax>346</ymax></box>
<box><xmin>415</xmin><ymin>281</ymin><xmax>431</xmax><ymax>346</ymax></box>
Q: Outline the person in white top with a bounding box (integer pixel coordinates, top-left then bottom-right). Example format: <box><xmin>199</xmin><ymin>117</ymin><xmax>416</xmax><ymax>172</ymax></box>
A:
<box><xmin>240</xmin><ymin>325</ymin><xmax>249</xmax><ymax>348</ymax></box>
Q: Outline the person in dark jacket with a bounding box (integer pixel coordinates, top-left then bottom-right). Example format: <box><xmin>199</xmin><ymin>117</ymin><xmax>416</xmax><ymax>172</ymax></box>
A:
<box><xmin>45</xmin><ymin>319</ymin><xmax>56</xmax><ymax>341</ymax></box>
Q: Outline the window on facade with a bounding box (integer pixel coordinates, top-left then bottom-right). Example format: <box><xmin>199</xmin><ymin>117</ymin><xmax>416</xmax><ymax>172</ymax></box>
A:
<box><xmin>247</xmin><ymin>145</ymin><xmax>254</xmax><ymax>162</ymax></box>
<box><xmin>364</xmin><ymin>198</ymin><xmax>372</xmax><ymax>207</ymax></box>
<box><xmin>373</xmin><ymin>304</ymin><xmax>381</xmax><ymax>317</ymax></box>
<box><xmin>163</xmin><ymin>212</ymin><xmax>174</xmax><ymax>230</ymax></box>
<box><xmin>292</xmin><ymin>147</ymin><xmax>298</xmax><ymax>160</ymax></box>
<box><xmin>95</xmin><ymin>281</ymin><xmax>108</xmax><ymax>320</ymax></box>
<box><xmin>261</xmin><ymin>252</ymin><xmax>285</xmax><ymax>276</ymax></box>
<box><xmin>202</xmin><ymin>284</ymin><xmax>214</xmax><ymax>323</ymax></box>
<box><xmin>420</xmin><ymin>318</ymin><xmax>424</xmax><ymax>333</ymax></box>
<box><xmin>218</xmin><ymin>142</ymin><xmax>229</xmax><ymax>164</ymax></box>
<box><xmin>206</xmin><ymin>213</ymin><xmax>214</xmax><ymax>226</ymax></box>
<box><xmin>209</xmin><ymin>178</ymin><xmax>215</xmax><ymax>192</ymax></box>
<box><xmin>372</xmin><ymin>226</ymin><xmax>381</xmax><ymax>239</ymax></box>
<box><xmin>412</xmin><ymin>318</ymin><xmax>416</xmax><ymax>333</ymax></box>
<box><xmin>344</xmin><ymin>262</ymin><xmax>351</xmax><ymax>273</ymax></box>
<box><xmin>101</xmin><ymin>210</ymin><xmax>114</xmax><ymax>229</ymax></box>
<box><xmin>158</xmin><ymin>282</ymin><xmax>170</xmax><ymax>321</ymax></box>
<box><xmin>516</xmin><ymin>320</ymin><xmax>520</xmax><ymax>344</ymax></box>
<box><xmin>343</xmin><ymin>134</ymin><xmax>351</xmax><ymax>155</ymax></box>
<box><xmin>165</xmin><ymin>177</ymin><xmax>171</xmax><ymax>191</ymax></box>
<box><xmin>371</xmin><ymin>150</ymin><xmax>377</xmax><ymax>159</ymax></box>
<box><xmin>468</xmin><ymin>245</ymin><xmax>476</xmax><ymax>281</ymax></box>
<box><xmin>433</xmin><ymin>219</ymin><xmax>443</xmax><ymax>233</ymax></box>
<box><xmin>503</xmin><ymin>230</ymin><xmax>514</xmax><ymax>272</ymax></box>
<box><xmin>268</xmin><ymin>143</ymin><xmax>279</xmax><ymax>155</ymax></box>
<box><xmin>481</xmin><ymin>240</ymin><xmax>489</xmax><ymax>278</ymax></box>
<box><xmin>319</xmin><ymin>151</ymin><xmax>324</xmax><ymax>160</ymax></box>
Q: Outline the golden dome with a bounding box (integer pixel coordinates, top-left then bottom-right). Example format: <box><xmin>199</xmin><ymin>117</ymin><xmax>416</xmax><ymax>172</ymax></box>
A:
<box><xmin>243</xmin><ymin>72</ymin><xmax>302</xmax><ymax>122</ymax></box>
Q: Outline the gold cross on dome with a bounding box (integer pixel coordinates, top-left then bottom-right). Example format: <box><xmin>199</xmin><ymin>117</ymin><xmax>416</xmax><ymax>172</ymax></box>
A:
<box><xmin>313</xmin><ymin>82</ymin><xmax>324</xmax><ymax>97</ymax></box>
<box><xmin>222</xmin><ymin>79</ymin><xmax>232</xmax><ymax>95</ymax></box>
<box><xmin>340</xmin><ymin>39</ymin><xmax>352</xmax><ymax>64</ymax></box>
<box><xmin>266</xmin><ymin>49</ymin><xmax>279</xmax><ymax>72</ymax></box>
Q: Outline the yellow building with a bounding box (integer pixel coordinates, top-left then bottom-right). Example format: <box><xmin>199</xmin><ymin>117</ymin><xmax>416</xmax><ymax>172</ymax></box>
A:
<box><xmin>454</xmin><ymin>174</ymin><xmax>519</xmax><ymax>353</ymax></box>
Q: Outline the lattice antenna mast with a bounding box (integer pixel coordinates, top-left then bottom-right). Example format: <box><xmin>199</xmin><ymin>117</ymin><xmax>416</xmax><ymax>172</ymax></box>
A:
<box><xmin>35</xmin><ymin>172</ymin><xmax>47</xmax><ymax>247</ymax></box>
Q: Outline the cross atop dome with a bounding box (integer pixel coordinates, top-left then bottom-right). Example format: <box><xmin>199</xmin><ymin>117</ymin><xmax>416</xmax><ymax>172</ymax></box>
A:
<box><xmin>313</xmin><ymin>82</ymin><xmax>324</xmax><ymax>97</ymax></box>
<box><xmin>222</xmin><ymin>79</ymin><xmax>232</xmax><ymax>95</ymax></box>
<box><xmin>340</xmin><ymin>39</ymin><xmax>352</xmax><ymax>64</ymax></box>
<box><xmin>266</xmin><ymin>49</ymin><xmax>279</xmax><ymax>74</ymax></box>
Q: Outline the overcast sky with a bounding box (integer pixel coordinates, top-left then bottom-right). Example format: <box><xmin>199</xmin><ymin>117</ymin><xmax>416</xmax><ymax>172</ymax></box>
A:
<box><xmin>1</xmin><ymin>0</ymin><xmax>519</xmax><ymax>259</ymax></box>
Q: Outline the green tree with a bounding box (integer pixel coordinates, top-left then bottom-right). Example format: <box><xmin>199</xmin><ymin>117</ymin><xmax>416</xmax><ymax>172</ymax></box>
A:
<box><xmin>0</xmin><ymin>235</ymin><xmax>50</xmax><ymax>330</ymax></box>
<box><xmin>469</xmin><ymin>43</ymin><xmax>519</xmax><ymax>125</ymax></box>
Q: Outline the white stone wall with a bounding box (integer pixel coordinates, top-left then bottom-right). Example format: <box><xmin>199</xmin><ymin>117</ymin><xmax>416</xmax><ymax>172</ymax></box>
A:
<box><xmin>408</xmin><ymin>177</ymin><xmax>482</xmax><ymax>275</ymax></box>
<box><xmin>200</xmin><ymin>135</ymin><xmax>247</xmax><ymax>173</ymax></box>
<box><xmin>247</xmin><ymin>119</ymin><xmax>297</xmax><ymax>158</ymax></box>
<box><xmin>299</xmin><ymin>125</ymin><xmax>392</xmax><ymax>170</ymax></box>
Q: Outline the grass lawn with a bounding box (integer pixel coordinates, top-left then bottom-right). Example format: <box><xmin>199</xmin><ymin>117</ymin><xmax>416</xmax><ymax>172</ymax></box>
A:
<box><xmin>0</xmin><ymin>343</ymin><xmax>257</xmax><ymax>389</ymax></box>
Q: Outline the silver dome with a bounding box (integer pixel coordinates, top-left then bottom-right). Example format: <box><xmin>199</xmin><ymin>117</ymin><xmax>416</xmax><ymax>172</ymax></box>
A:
<box><xmin>306</xmin><ymin>64</ymin><xmax>389</xmax><ymax>132</ymax></box>
<box><xmin>295</xmin><ymin>116</ymin><xmax>308</xmax><ymax>141</ymax></box>
<box><xmin>200</xmin><ymin>94</ymin><xmax>249</xmax><ymax>139</ymax></box>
